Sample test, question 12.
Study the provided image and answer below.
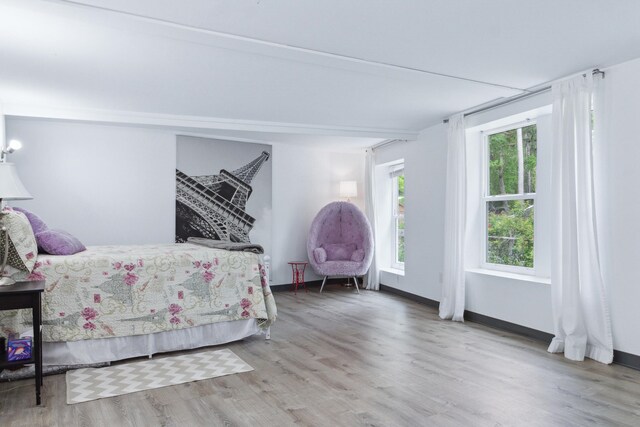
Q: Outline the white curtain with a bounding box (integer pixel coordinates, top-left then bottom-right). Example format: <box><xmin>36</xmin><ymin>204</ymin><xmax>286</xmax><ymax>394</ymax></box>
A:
<box><xmin>547</xmin><ymin>73</ymin><xmax>613</xmax><ymax>363</ymax></box>
<box><xmin>365</xmin><ymin>149</ymin><xmax>380</xmax><ymax>290</ymax></box>
<box><xmin>439</xmin><ymin>114</ymin><xmax>466</xmax><ymax>321</ymax></box>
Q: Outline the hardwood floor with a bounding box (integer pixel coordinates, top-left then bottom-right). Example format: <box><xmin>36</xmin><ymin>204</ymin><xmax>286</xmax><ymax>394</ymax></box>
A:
<box><xmin>2</xmin><ymin>287</ymin><xmax>640</xmax><ymax>426</ymax></box>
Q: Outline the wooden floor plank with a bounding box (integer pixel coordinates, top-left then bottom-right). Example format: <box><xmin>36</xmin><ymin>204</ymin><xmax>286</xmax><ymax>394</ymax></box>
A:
<box><xmin>1</xmin><ymin>287</ymin><xmax>640</xmax><ymax>426</ymax></box>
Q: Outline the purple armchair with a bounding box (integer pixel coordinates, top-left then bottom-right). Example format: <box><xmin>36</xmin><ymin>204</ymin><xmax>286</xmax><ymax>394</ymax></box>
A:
<box><xmin>307</xmin><ymin>201</ymin><xmax>374</xmax><ymax>293</ymax></box>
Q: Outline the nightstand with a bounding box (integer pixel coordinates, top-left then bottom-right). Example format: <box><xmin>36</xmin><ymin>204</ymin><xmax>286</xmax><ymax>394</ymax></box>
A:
<box><xmin>0</xmin><ymin>280</ymin><xmax>45</xmax><ymax>405</ymax></box>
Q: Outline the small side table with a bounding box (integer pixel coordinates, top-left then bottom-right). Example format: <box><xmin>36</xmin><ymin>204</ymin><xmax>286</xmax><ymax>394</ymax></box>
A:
<box><xmin>288</xmin><ymin>262</ymin><xmax>308</xmax><ymax>294</ymax></box>
<box><xmin>0</xmin><ymin>280</ymin><xmax>45</xmax><ymax>405</ymax></box>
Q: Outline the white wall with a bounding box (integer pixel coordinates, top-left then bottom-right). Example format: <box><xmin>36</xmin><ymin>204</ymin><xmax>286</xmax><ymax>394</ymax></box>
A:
<box><xmin>594</xmin><ymin>58</ymin><xmax>640</xmax><ymax>357</ymax></box>
<box><xmin>377</xmin><ymin>58</ymin><xmax>640</xmax><ymax>357</ymax></box>
<box><xmin>7</xmin><ymin>119</ymin><xmax>177</xmax><ymax>245</ymax></box>
<box><xmin>271</xmin><ymin>146</ymin><xmax>365</xmax><ymax>284</ymax></box>
<box><xmin>376</xmin><ymin>126</ymin><xmax>448</xmax><ymax>301</ymax></box>
<box><xmin>6</xmin><ymin>117</ymin><xmax>365</xmax><ymax>286</ymax></box>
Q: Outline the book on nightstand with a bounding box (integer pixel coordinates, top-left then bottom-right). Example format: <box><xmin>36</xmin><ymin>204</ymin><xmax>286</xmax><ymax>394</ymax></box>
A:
<box><xmin>7</xmin><ymin>334</ymin><xmax>32</xmax><ymax>362</ymax></box>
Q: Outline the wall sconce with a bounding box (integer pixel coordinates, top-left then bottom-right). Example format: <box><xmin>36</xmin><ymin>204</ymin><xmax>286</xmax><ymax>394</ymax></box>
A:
<box><xmin>339</xmin><ymin>180</ymin><xmax>357</xmax><ymax>202</ymax></box>
<box><xmin>1</xmin><ymin>139</ymin><xmax>23</xmax><ymax>163</ymax></box>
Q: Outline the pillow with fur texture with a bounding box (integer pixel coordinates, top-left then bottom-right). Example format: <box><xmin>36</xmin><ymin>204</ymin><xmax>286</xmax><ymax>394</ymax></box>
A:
<box><xmin>322</xmin><ymin>243</ymin><xmax>357</xmax><ymax>261</ymax></box>
<box><xmin>313</xmin><ymin>247</ymin><xmax>327</xmax><ymax>263</ymax></box>
<box><xmin>351</xmin><ymin>248</ymin><xmax>365</xmax><ymax>262</ymax></box>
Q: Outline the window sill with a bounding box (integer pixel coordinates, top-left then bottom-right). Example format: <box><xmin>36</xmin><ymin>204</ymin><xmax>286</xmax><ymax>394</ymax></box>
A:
<box><xmin>465</xmin><ymin>268</ymin><xmax>550</xmax><ymax>285</ymax></box>
<box><xmin>380</xmin><ymin>267</ymin><xmax>405</xmax><ymax>277</ymax></box>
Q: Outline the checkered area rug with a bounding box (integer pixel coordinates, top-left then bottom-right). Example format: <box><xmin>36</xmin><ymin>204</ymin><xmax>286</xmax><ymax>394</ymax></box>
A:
<box><xmin>66</xmin><ymin>349</ymin><xmax>253</xmax><ymax>404</ymax></box>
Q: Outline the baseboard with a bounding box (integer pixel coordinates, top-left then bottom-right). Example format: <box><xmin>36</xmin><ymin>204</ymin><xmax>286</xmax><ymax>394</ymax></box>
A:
<box><xmin>379</xmin><ymin>284</ymin><xmax>439</xmax><ymax>308</ymax></box>
<box><xmin>271</xmin><ymin>280</ymin><xmax>321</xmax><ymax>292</ymax></box>
<box><xmin>379</xmin><ymin>285</ymin><xmax>640</xmax><ymax>371</ymax></box>
<box><xmin>463</xmin><ymin>311</ymin><xmax>554</xmax><ymax>342</ymax></box>
<box><xmin>271</xmin><ymin>277</ymin><xmax>363</xmax><ymax>292</ymax></box>
<box><xmin>613</xmin><ymin>350</ymin><xmax>640</xmax><ymax>370</ymax></box>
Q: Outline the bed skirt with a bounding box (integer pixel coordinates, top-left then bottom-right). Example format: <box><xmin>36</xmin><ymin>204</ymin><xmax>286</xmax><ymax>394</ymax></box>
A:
<box><xmin>43</xmin><ymin>319</ymin><xmax>261</xmax><ymax>366</ymax></box>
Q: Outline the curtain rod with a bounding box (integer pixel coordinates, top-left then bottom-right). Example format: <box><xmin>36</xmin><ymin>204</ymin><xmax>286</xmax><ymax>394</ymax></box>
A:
<box><xmin>371</xmin><ymin>138</ymin><xmax>408</xmax><ymax>151</ymax></box>
<box><xmin>442</xmin><ymin>69</ymin><xmax>605</xmax><ymax>124</ymax></box>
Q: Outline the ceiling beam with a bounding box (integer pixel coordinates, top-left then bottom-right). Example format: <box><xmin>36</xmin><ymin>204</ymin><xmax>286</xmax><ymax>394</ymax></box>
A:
<box><xmin>3</xmin><ymin>103</ymin><xmax>418</xmax><ymax>139</ymax></box>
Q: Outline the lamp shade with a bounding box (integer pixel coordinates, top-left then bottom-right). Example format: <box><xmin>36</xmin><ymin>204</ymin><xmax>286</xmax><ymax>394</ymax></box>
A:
<box><xmin>0</xmin><ymin>163</ymin><xmax>32</xmax><ymax>200</ymax></box>
<box><xmin>339</xmin><ymin>180</ymin><xmax>358</xmax><ymax>199</ymax></box>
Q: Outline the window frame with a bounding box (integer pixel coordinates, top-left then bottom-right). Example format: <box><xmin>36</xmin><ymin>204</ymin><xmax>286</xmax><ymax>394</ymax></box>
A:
<box><xmin>481</xmin><ymin>119</ymin><xmax>537</xmax><ymax>275</ymax></box>
<box><xmin>391</xmin><ymin>169</ymin><xmax>405</xmax><ymax>270</ymax></box>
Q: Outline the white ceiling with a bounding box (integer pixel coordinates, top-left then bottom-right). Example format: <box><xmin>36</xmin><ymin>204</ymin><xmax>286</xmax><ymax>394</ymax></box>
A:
<box><xmin>2</xmin><ymin>0</ymin><xmax>640</xmax><ymax>148</ymax></box>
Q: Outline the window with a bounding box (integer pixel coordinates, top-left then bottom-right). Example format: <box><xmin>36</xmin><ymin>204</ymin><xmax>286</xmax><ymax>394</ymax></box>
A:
<box><xmin>483</xmin><ymin>122</ymin><xmax>537</xmax><ymax>272</ymax></box>
<box><xmin>391</xmin><ymin>165</ymin><xmax>405</xmax><ymax>269</ymax></box>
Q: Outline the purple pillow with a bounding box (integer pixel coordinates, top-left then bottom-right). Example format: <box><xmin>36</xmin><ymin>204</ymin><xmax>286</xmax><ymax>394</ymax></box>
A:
<box><xmin>36</xmin><ymin>229</ymin><xmax>86</xmax><ymax>255</ymax></box>
<box><xmin>351</xmin><ymin>248</ymin><xmax>365</xmax><ymax>262</ymax></box>
<box><xmin>323</xmin><ymin>243</ymin><xmax>356</xmax><ymax>261</ymax></box>
<box><xmin>313</xmin><ymin>247</ymin><xmax>327</xmax><ymax>263</ymax></box>
<box><xmin>12</xmin><ymin>207</ymin><xmax>49</xmax><ymax>235</ymax></box>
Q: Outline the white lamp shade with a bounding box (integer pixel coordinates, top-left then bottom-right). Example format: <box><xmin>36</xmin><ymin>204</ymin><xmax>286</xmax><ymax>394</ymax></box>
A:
<box><xmin>339</xmin><ymin>180</ymin><xmax>358</xmax><ymax>199</ymax></box>
<box><xmin>0</xmin><ymin>163</ymin><xmax>32</xmax><ymax>200</ymax></box>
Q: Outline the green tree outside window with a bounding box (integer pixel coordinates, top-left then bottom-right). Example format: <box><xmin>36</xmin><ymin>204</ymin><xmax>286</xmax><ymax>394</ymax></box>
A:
<box><xmin>486</xmin><ymin>124</ymin><xmax>536</xmax><ymax>268</ymax></box>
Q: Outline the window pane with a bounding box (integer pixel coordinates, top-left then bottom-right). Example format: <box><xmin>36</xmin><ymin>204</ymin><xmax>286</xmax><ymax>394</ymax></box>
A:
<box><xmin>397</xmin><ymin>175</ymin><xmax>404</xmax><ymax>210</ymax></box>
<box><xmin>522</xmin><ymin>125</ymin><xmax>537</xmax><ymax>193</ymax></box>
<box><xmin>488</xmin><ymin>129</ymin><xmax>517</xmax><ymax>195</ymax></box>
<box><xmin>486</xmin><ymin>199</ymin><xmax>534</xmax><ymax>268</ymax></box>
<box><xmin>395</xmin><ymin>174</ymin><xmax>405</xmax><ymax>264</ymax></box>
<box><xmin>397</xmin><ymin>216</ymin><xmax>405</xmax><ymax>263</ymax></box>
<box><xmin>488</xmin><ymin>125</ymin><xmax>537</xmax><ymax>195</ymax></box>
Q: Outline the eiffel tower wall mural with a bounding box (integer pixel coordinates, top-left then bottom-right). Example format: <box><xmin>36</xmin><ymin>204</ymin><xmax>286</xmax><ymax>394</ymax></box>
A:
<box><xmin>175</xmin><ymin>136</ymin><xmax>272</xmax><ymax>254</ymax></box>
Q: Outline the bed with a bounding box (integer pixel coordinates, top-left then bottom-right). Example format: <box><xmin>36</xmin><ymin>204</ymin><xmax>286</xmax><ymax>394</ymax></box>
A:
<box><xmin>0</xmin><ymin>242</ymin><xmax>276</xmax><ymax>366</ymax></box>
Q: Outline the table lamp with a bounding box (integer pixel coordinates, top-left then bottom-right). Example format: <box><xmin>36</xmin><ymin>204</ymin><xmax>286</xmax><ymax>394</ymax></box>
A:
<box><xmin>0</xmin><ymin>157</ymin><xmax>33</xmax><ymax>285</ymax></box>
<box><xmin>339</xmin><ymin>180</ymin><xmax>357</xmax><ymax>202</ymax></box>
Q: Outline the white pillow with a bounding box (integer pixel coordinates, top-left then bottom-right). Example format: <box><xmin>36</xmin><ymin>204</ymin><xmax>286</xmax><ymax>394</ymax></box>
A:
<box><xmin>0</xmin><ymin>208</ymin><xmax>38</xmax><ymax>277</ymax></box>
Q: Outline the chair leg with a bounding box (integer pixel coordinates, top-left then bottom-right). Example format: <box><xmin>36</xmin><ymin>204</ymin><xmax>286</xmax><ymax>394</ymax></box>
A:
<box><xmin>353</xmin><ymin>276</ymin><xmax>360</xmax><ymax>294</ymax></box>
<box><xmin>320</xmin><ymin>276</ymin><xmax>328</xmax><ymax>293</ymax></box>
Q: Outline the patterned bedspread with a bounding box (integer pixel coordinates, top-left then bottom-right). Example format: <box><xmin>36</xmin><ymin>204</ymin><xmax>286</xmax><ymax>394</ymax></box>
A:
<box><xmin>0</xmin><ymin>243</ymin><xmax>276</xmax><ymax>342</ymax></box>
